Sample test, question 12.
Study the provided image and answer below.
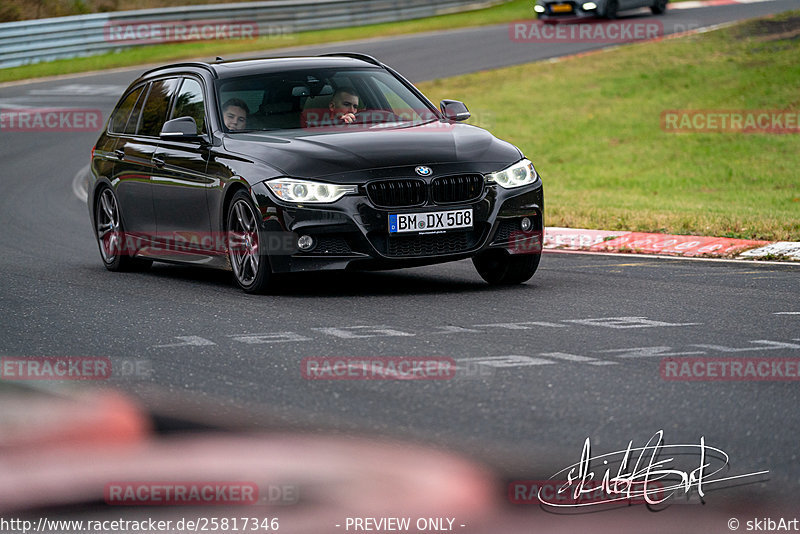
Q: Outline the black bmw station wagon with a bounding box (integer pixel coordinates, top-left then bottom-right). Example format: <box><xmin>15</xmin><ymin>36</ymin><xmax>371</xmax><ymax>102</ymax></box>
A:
<box><xmin>89</xmin><ymin>54</ymin><xmax>544</xmax><ymax>293</ymax></box>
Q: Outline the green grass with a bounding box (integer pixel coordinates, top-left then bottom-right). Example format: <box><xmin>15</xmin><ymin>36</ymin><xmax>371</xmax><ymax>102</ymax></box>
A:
<box><xmin>0</xmin><ymin>0</ymin><xmax>703</xmax><ymax>83</ymax></box>
<box><xmin>0</xmin><ymin>0</ymin><xmax>535</xmax><ymax>83</ymax></box>
<box><xmin>419</xmin><ymin>11</ymin><xmax>800</xmax><ymax>241</ymax></box>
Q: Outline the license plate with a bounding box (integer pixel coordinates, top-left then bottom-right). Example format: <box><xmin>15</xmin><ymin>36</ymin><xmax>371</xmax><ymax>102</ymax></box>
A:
<box><xmin>389</xmin><ymin>208</ymin><xmax>473</xmax><ymax>234</ymax></box>
<box><xmin>551</xmin><ymin>3</ymin><xmax>573</xmax><ymax>12</ymax></box>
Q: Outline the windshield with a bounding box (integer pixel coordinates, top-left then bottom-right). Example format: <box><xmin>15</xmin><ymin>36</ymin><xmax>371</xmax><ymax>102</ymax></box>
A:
<box><xmin>216</xmin><ymin>68</ymin><xmax>440</xmax><ymax>132</ymax></box>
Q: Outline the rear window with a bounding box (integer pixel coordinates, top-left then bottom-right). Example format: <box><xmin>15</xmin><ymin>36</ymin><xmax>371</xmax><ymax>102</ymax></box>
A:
<box><xmin>108</xmin><ymin>86</ymin><xmax>144</xmax><ymax>134</ymax></box>
<box><xmin>123</xmin><ymin>85</ymin><xmax>148</xmax><ymax>135</ymax></box>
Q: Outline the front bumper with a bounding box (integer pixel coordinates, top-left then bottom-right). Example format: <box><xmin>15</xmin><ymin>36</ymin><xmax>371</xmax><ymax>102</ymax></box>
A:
<box><xmin>251</xmin><ymin>179</ymin><xmax>544</xmax><ymax>274</ymax></box>
<box><xmin>536</xmin><ymin>1</ymin><xmax>599</xmax><ymax>19</ymax></box>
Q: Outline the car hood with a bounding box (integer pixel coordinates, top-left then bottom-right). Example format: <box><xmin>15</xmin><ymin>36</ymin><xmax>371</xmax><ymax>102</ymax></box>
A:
<box><xmin>221</xmin><ymin>121</ymin><xmax>522</xmax><ymax>181</ymax></box>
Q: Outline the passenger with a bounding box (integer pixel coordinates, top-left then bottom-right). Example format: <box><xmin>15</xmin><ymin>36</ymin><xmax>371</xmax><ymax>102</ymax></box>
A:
<box><xmin>222</xmin><ymin>98</ymin><xmax>249</xmax><ymax>131</ymax></box>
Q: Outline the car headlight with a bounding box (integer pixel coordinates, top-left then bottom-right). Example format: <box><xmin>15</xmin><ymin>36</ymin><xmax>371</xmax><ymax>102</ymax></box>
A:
<box><xmin>534</xmin><ymin>4</ymin><xmax>546</xmax><ymax>12</ymax></box>
<box><xmin>266</xmin><ymin>178</ymin><xmax>357</xmax><ymax>203</ymax></box>
<box><xmin>486</xmin><ymin>159</ymin><xmax>539</xmax><ymax>189</ymax></box>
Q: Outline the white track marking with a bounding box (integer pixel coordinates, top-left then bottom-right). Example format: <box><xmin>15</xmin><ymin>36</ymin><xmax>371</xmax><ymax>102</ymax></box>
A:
<box><xmin>72</xmin><ymin>164</ymin><xmax>89</xmax><ymax>203</ymax></box>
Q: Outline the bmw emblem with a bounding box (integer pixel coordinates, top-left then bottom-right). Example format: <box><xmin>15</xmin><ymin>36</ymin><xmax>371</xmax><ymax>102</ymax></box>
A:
<box><xmin>415</xmin><ymin>166</ymin><xmax>432</xmax><ymax>177</ymax></box>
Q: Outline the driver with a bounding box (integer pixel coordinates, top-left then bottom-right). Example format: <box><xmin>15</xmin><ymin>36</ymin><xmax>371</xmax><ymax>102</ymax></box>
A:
<box><xmin>328</xmin><ymin>87</ymin><xmax>359</xmax><ymax>124</ymax></box>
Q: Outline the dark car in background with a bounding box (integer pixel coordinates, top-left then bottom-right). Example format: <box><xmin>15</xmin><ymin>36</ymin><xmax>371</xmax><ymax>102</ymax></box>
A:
<box><xmin>88</xmin><ymin>54</ymin><xmax>544</xmax><ymax>293</ymax></box>
<box><xmin>534</xmin><ymin>0</ymin><xmax>667</xmax><ymax>19</ymax></box>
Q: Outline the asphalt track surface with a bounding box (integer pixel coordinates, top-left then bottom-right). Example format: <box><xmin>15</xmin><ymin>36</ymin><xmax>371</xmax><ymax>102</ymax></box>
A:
<box><xmin>1</xmin><ymin>0</ymin><xmax>799</xmax><ymax>529</ymax></box>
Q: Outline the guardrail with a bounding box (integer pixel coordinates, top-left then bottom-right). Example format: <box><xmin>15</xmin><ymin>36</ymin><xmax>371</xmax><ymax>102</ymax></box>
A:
<box><xmin>0</xmin><ymin>0</ymin><xmax>501</xmax><ymax>69</ymax></box>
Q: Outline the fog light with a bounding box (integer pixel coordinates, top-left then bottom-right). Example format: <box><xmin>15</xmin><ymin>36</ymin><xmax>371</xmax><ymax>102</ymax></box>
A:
<box><xmin>297</xmin><ymin>235</ymin><xmax>315</xmax><ymax>251</ymax></box>
<box><xmin>521</xmin><ymin>217</ymin><xmax>532</xmax><ymax>231</ymax></box>
<box><xmin>582</xmin><ymin>1</ymin><xmax>597</xmax><ymax>9</ymax></box>
<box><xmin>534</xmin><ymin>4</ymin><xmax>546</xmax><ymax>12</ymax></box>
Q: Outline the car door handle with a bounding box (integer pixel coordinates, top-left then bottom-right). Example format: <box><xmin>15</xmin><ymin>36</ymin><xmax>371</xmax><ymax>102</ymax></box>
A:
<box><xmin>152</xmin><ymin>156</ymin><xmax>165</xmax><ymax>168</ymax></box>
<box><xmin>114</xmin><ymin>149</ymin><xmax>125</xmax><ymax>160</ymax></box>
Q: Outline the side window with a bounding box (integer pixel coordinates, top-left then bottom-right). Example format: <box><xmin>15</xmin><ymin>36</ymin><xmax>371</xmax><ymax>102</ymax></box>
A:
<box><xmin>171</xmin><ymin>78</ymin><xmax>206</xmax><ymax>134</ymax></box>
<box><xmin>124</xmin><ymin>84</ymin><xmax>148</xmax><ymax>135</ymax></box>
<box><xmin>108</xmin><ymin>86</ymin><xmax>143</xmax><ymax>134</ymax></box>
<box><xmin>138</xmin><ymin>78</ymin><xmax>179</xmax><ymax>137</ymax></box>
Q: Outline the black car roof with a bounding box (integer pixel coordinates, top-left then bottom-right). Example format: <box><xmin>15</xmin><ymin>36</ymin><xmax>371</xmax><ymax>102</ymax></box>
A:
<box><xmin>139</xmin><ymin>54</ymin><xmax>384</xmax><ymax>81</ymax></box>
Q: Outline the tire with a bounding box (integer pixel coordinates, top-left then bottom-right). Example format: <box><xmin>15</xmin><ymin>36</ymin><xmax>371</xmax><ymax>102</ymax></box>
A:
<box><xmin>650</xmin><ymin>0</ymin><xmax>667</xmax><ymax>14</ymax></box>
<box><xmin>472</xmin><ymin>249</ymin><xmax>541</xmax><ymax>285</ymax></box>
<box><xmin>226</xmin><ymin>190</ymin><xmax>271</xmax><ymax>293</ymax></box>
<box><xmin>94</xmin><ymin>187</ymin><xmax>152</xmax><ymax>272</ymax></box>
<box><xmin>605</xmin><ymin>0</ymin><xmax>618</xmax><ymax>19</ymax></box>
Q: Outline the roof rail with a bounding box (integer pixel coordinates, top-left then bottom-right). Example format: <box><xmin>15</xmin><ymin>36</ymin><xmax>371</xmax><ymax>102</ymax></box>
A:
<box><xmin>319</xmin><ymin>53</ymin><xmax>382</xmax><ymax>67</ymax></box>
<box><xmin>140</xmin><ymin>61</ymin><xmax>218</xmax><ymax>78</ymax></box>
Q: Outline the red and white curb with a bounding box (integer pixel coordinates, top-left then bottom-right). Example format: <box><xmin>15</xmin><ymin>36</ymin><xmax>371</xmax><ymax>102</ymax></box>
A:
<box><xmin>739</xmin><ymin>242</ymin><xmax>800</xmax><ymax>261</ymax></box>
<box><xmin>669</xmin><ymin>0</ymin><xmax>780</xmax><ymax>9</ymax></box>
<box><xmin>544</xmin><ymin>227</ymin><xmax>800</xmax><ymax>261</ymax></box>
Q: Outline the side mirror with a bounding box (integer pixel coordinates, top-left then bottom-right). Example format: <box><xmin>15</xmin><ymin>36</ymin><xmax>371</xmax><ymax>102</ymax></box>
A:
<box><xmin>160</xmin><ymin>117</ymin><xmax>203</xmax><ymax>140</ymax></box>
<box><xmin>440</xmin><ymin>100</ymin><xmax>470</xmax><ymax>121</ymax></box>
